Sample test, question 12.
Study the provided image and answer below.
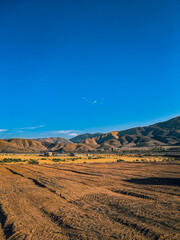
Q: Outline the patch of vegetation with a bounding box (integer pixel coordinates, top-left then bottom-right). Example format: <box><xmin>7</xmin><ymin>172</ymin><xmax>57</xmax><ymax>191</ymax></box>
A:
<box><xmin>1</xmin><ymin>158</ymin><xmax>27</xmax><ymax>163</ymax></box>
<box><xmin>28</xmin><ymin>159</ymin><xmax>39</xmax><ymax>164</ymax></box>
<box><xmin>52</xmin><ymin>158</ymin><xmax>66</xmax><ymax>162</ymax></box>
<box><xmin>88</xmin><ymin>156</ymin><xmax>105</xmax><ymax>159</ymax></box>
<box><xmin>117</xmin><ymin>159</ymin><xmax>124</xmax><ymax>162</ymax></box>
<box><xmin>94</xmin><ymin>156</ymin><xmax>105</xmax><ymax>159</ymax></box>
<box><xmin>70</xmin><ymin>157</ymin><xmax>81</xmax><ymax>160</ymax></box>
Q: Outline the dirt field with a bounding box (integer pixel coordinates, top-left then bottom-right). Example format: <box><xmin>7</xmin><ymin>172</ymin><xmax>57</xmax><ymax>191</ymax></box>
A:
<box><xmin>0</xmin><ymin>162</ymin><xmax>179</xmax><ymax>240</ymax></box>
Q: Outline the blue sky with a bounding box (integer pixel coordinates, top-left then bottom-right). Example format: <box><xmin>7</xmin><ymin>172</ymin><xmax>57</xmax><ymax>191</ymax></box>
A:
<box><xmin>0</xmin><ymin>0</ymin><xmax>179</xmax><ymax>139</ymax></box>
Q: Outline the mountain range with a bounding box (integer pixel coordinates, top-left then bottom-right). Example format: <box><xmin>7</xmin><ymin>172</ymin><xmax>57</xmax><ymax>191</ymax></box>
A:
<box><xmin>70</xmin><ymin>133</ymin><xmax>103</xmax><ymax>143</ymax></box>
<box><xmin>0</xmin><ymin>116</ymin><xmax>180</xmax><ymax>153</ymax></box>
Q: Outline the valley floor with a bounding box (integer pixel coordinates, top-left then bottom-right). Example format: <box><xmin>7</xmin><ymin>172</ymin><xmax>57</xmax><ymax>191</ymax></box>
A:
<box><xmin>0</xmin><ymin>162</ymin><xmax>179</xmax><ymax>240</ymax></box>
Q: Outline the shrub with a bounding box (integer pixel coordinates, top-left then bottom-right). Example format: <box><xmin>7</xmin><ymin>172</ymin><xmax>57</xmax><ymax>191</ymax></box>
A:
<box><xmin>52</xmin><ymin>158</ymin><xmax>66</xmax><ymax>162</ymax></box>
<box><xmin>28</xmin><ymin>159</ymin><xmax>39</xmax><ymax>164</ymax></box>
<box><xmin>2</xmin><ymin>158</ymin><xmax>25</xmax><ymax>163</ymax></box>
<box><xmin>52</xmin><ymin>158</ymin><xmax>60</xmax><ymax>162</ymax></box>
<box><xmin>117</xmin><ymin>159</ymin><xmax>124</xmax><ymax>162</ymax></box>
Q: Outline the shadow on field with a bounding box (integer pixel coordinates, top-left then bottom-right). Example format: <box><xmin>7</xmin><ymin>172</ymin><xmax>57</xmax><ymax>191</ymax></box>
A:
<box><xmin>125</xmin><ymin>177</ymin><xmax>180</xmax><ymax>187</ymax></box>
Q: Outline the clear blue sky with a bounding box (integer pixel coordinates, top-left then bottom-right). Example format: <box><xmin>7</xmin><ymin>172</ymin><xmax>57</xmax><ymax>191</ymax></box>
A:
<box><xmin>0</xmin><ymin>0</ymin><xmax>179</xmax><ymax>139</ymax></box>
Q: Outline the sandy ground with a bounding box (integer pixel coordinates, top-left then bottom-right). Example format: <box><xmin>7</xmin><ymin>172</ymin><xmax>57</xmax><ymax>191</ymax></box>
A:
<box><xmin>0</xmin><ymin>162</ymin><xmax>179</xmax><ymax>239</ymax></box>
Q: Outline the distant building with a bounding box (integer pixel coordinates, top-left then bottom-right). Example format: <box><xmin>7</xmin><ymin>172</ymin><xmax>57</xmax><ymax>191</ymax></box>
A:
<box><xmin>87</xmin><ymin>154</ymin><xmax>93</xmax><ymax>157</ymax></box>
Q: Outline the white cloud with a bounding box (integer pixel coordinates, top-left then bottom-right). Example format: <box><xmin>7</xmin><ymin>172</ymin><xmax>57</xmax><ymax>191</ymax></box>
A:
<box><xmin>0</xmin><ymin>129</ymin><xmax>8</xmax><ymax>132</ymax></box>
<box><xmin>52</xmin><ymin>130</ymin><xmax>75</xmax><ymax>134</ymax></box>
<box><xmin>18</xmin><ymin>125</ymin><xmax>45</xmax><ymax>130</ymax></box>
<box><xmin>50</xmin><ymin>130</ymin><xmax>82</xmax><ymax>136</ymax></box>
<box><xmin>82</xmin><ymin>97</ymin><xmax>104</xmax><ymax>105</ymax></box>
<box><xmin>68</xmin><ymin>133</ymin><xmax>78</xmax><ymax>137</ymax></box>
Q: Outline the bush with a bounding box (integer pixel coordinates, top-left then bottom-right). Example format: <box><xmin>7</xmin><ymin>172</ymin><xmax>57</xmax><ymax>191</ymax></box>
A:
<box><xmin>117</xmin><ymin>159</ymin><xmax>124</xmax><ymax>162</ymax></box>
<box><xmin>52</xmin><ymin>158</ymin><xmax>66</xmax><ymax>162</ymax></box>
<box><xmin>2</xmin><ymin>158</ymin><xmax>26</xmax><ymax>163</ymax></box>
<box><xmin>28</xmin><ymin>159</ymin><xmax>39</xmax><ymax>164</ymax></box>
<box><xmin>52</xmin><ymin>158</ymin><xmax>60</xmax><ymax>162</ymax></box>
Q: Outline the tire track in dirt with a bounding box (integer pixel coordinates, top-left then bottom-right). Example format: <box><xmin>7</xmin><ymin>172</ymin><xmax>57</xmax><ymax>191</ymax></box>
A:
<box><xmin>0</xmin><ymin>163</ymin><xmax>179</xmax><ymax>240</ymax></box>
<box><xmin>25</xmin><ymin>165</ymin><xmax>100</xmax><ymax>187</ymax></box>
<box><xmin>39</xmin><ymin>165</ymin><xmax>101</xmax><ymax>176</ymax></box>
<box><xmin>6</xmin><ymin>167</ymin><xmax>66</xmax><ymax>200</ymax></box>
<box><xmin>40</xmin><ymin>207</ymin><xmax>113</xmax><ymax>240</ymax></box>
<box><xmin>0</xmin><ymin>203</ymin><xmax>15</xmax><ymax>239</ymax></box>
<box><xmin>112</xmin><ymin>216</ymin><xmax>160</xmax><ymax>240</ymax></box>
<box><xmin>41</xmin><ymin>209</ymin><xmax>80</xmax><ymax>239</ymax></box>
<box><xmin>81</xmin><ymin>192</ymin><xmax>180</xmax><ymax>239</ymax></box>
<box><xmin>1</xmin><ymin>167</ymin><xmax>67</xmax><ymax>239</ymax></box>
<box><xmin>6</xmin><ymin>168</ymin><xmax>46</xmax><ymax>188</ymax></box>
<box><xmin>111</xmin><ymin>189</ymin><xmax>154</xmax><ymax>200</ymax></box>
<box><xmin>0</xmin><ymin>203</ymin><xmax>28</xmax><ymax>240</ymax></box>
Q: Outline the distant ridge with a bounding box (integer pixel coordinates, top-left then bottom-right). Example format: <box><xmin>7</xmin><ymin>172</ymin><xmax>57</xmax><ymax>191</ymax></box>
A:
<box><xmin>82</xmin><ymin>116</ymin><xmax>180</xmax><ymax>150</ymax></box>
<box><xmin>70</xmin><ymin>133</ymin><xmax>103</xmax><ymax>143</ymax></box>
<box><xmin>0</xmin><ymin>116</ymin><xmax>180</xmax><ymax>153</ymax></box>
<box><xmin>0</xmin><ymin>138</ymin><xmax>47</xmax><ymax>153</ymax></box>
<box><xmin>35</xmin><ymin>137</ymin><xmax>71</xmax><ymax>144</ymax></box>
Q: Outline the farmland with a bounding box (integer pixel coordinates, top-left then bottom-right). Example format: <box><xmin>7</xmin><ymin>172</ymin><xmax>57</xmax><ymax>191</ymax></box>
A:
<box><xmin>0</xmin><ymin>160</ymin><xmax>179</xmax><ymax>239</ymax></box>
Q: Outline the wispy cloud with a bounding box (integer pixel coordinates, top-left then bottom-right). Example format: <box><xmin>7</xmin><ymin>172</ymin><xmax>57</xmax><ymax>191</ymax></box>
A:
<box><xmin>68</xmin><ymin>133</ymin><xmax>78</xmax><ymax>137</ymax></box>
<box><xmin>82</xmin><ymin>97</ymin><xmax>104</xmax><ymax>105</ymax></box>
<box><xmin>52</xmin><ymin>130</ymin><xmax>75</xmax><ymax>134</ymax></box>
<box><xmin>18</xmin><ymin>125</ymin><xmax>45</xmax><ymax>130</ymax></box>
<box><xmin>26</xmin><ymin>129</ymin><xmax>82</xmax><ymax>139</ymax></box>
<box><xmin>0</xmin><ymin>129</ymin><xmax>8</xmax><ymax>132</ymax></box>
<box><xmin>49</xmin><ymin>130</ymin><xmax>82</xmax><ymax>137</ymax></box>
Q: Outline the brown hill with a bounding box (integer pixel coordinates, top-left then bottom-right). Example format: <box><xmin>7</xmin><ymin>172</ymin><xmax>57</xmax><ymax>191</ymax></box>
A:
<box><xmin>0</xmin><ymin>139</ymin><xmax>93</xmax><ymax>153</ymax></box>
<box><xmin>35</xmin><ymin>137</ymin><xmax>71</xmax><ymax>144</ymax></box>
<box><xmin>47</xmin><ymin>142</ymin><xmax>94</xmax><ymax>152</ymax></box>
<box><xmin>70</xmin><ymin>133</ymin><xmax>103</xmax><ymax>143</ymax></box>
<box><xmin>0</xmin><ymin>116</ymin><xmax>180</xmax><ymax>153</ymax></box>
<box><xmin>82</xmin><ymin>116</ymin><xmax>180</xmax><ymax>149</ymax></box>
<box><xmin>0</xmin><ymin>139</ymin><xmax>47</xmax><ymax>153</ymax></box>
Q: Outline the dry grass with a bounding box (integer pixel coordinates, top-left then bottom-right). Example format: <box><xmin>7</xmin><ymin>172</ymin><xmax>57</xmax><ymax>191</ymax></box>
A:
<box><xmin>0</xmin><ymin>161</ymin><xmax>179</xmax><ymax>239</ymax></box>
<box><xmin>0</xmin><ymin>153</ymin><xmax>168</xmax><ymax>165</ymax></box>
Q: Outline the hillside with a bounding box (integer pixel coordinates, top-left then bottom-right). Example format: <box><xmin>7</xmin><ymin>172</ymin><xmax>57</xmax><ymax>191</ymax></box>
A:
<box><xmin>70</xmin><ymin>133</ymin><xmax>103</xmax><ymax>143</ymax></box>
<box><xmin>0</xmin><ymin>138</ymin><xmax>93</xmax><ymax>153</ymax></box>
<box><xmin>0</xmin><ymin>116</ymin><xmax>180</xmax><ymax>153</ymax></box>
<box><xmin>35</xmin><ymin>137</ymin><xmax>71</xmax><ymax>144</ymax></box>
<box><xmin>0</xmin><ymin>139</ymin><xmax>47</xmax><ymax>153</ymax></box>
<box><xmin>82</xmin><ymin>116</ymin><xmax>180</xmax><ymax>150</ymax></box>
